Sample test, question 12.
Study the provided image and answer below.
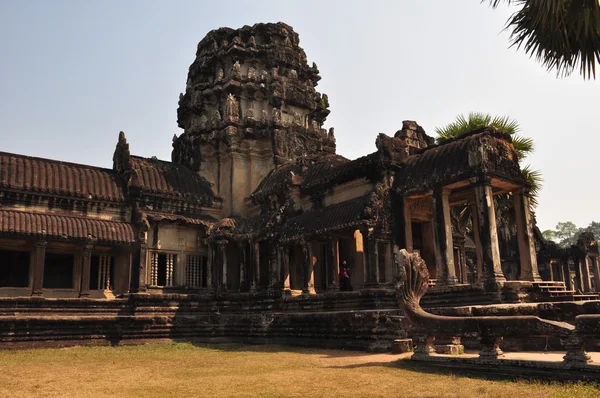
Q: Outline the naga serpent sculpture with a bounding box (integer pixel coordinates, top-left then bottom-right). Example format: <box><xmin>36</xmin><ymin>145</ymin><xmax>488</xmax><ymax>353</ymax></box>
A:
<box><xmin>393</xmin><ymin>249</ymin><xmax>576</xmax><ymax>357</ymax></box>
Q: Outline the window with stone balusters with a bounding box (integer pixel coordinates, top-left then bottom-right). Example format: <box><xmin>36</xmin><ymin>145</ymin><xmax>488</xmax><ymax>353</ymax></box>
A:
<box><xmin>186</xmin><ymin>254</ymin><xmax>207</xmax><ymax>288</ymax></box>
<box><xmin>149</xmin><ymin>252</ymin><xmax>177</xmax><ymax>287</ymax></box>
<box><xmin>90</xmin><ymin>255</ymin><xmax>114</xmax><ymax>290</ymax></box>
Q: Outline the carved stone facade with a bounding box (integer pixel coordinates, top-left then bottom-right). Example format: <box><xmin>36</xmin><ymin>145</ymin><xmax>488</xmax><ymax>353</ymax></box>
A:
<box><xmin>0</xmin><ymin>22</ymin><xmax>596</xmax><ymax>350</ymax></box>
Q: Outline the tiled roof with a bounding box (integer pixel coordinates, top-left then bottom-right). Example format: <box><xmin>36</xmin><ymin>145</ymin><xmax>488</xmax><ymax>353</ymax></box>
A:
<box><xmin>279</xmin><ymin>195</ymin><xmax>371</xmax><ymax>241</ymax></box>
<box><xmin>0</xmin><ymin>209</ymin><xmax>134</xmax><ymax>244</ymax></box>
<box><xmin>130</xmin><ymin>156</ymin><xmax>215</xmax><ymax>203</ymax></box>
<box><xmin>0</xmin><ymin>152</ymin><xmax>125</xmax><ymax>202</ymax></box>
<box><xmin>144</xmin><ymin>210</ymin><xmax>215</xmax><ymax>227</ymax></box>
<box><xmin>394</xmin><ymin>129</ymin><xmax>524</xmax><ymax>195</ymax></box>
<box><xmin>250</xmin><ymin>154</ymin><xmax>351</xmax><ymax>202</ymax></box>
<box><xmin>301</xmin><ymin>153</ymin><xmax>378</xmax><ymax>193</ymax></box>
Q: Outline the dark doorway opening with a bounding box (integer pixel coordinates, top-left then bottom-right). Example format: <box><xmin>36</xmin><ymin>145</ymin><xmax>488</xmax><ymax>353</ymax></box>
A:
<box><xmin>43</xmin><ymin>253</ymin><xmax>74</xmax><ymax>289</ymax></box>
<box><xmin>0</xmin><ymin>249</ymin><xmax>30</xmax><ymax>287</ymax></box>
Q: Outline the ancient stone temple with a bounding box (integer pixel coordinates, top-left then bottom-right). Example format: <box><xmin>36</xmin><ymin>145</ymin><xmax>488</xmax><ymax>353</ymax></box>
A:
<box><xmin>0</xmin><ymin>22</ymin><xmax>598</xmax><ymax>349</ymax></box>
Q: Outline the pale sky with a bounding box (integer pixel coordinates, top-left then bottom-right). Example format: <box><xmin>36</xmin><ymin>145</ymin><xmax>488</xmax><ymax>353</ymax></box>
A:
<box><xmin>1</xmin><ymin>1</ymin><xmax>598</xmax><ymax>231</ymax></box>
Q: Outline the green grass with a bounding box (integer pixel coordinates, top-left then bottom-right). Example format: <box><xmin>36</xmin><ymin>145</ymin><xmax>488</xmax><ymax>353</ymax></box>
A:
<box><xmin>0</xmin><ymin>343</ymin><xmax>598</xmax><ymax>397</ymax></box>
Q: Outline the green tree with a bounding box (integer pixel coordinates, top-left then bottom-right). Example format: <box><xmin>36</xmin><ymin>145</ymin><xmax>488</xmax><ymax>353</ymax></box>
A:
<box><xmin>486</xmin><ymin>0</ymin><xmax>600</xmax><ymax>79</ymax></box>
<box><xmin>553</xmin><ymin>221</ymin><xmax>580</xmax><ymax>247</ymax></box>
<box><xmin>542</xmin><ymin>229</ymin><xmax>557</xmax><ymax>241</ymax></box>
<box><xmin>435</xmin><ymin>112</ymin><xmax>542</xmax><ymax>207</ymax></box>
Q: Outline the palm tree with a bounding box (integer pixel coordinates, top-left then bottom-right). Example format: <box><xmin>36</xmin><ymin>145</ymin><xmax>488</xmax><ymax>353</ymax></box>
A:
<box><xmin>486</xmin><ymin>0</ymin><xmax>600</xmax><ymax>79</ymax></box>
<box><xmin>435</xmin><ymin>112</ymin><xmax>542</xmax><ymax>233</ymax></box>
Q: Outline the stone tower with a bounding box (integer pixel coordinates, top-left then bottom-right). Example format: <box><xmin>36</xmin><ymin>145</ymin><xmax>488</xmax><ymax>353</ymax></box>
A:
<box><xmin>173</xmin><ymin>22</ymin><xmax>334</xmax><ymax>217</ymax></box>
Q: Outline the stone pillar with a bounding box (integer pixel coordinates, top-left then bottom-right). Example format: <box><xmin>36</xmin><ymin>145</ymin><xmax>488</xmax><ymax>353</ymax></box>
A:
<box><xmin>562</xmin><ymin>257</ymin><xmax>573</xmax><ymax>291</ymax></box>
<box><xmin>470</xmin><ymin>203</ymin><xmax>484</xmax><ymax>284</ymax></box>
<box><xmin>400</xmin><ymin>197</ymin><xmax>413</xmax><ymax>251</ymax></box>
<box><xmin>79</xmin><ymin>244</ymin><xmax>93</xmax><ymax>297</ymax></box>
<box><xmin>555</xmin><ymin>259</ymin><xmax>565</xmax><ymax>285</ymax></box>
<box><xmin>220</xmin><ymin>241</ymin><xmax>228</xmax><ymax>290</ymax></box>
<box><xmin>138</xmin><ymin>243</ymin><xmax>148</xmax><ymax>292</ymax></box>
<box><xmin>282</xmin><ymin>246</ymin><xmax>291</xmax><ymax>295</ymax></box>
<box><xmin>432</xmin><ymin>188</ymin><xmax>457</xmax><ymax>286</ymax></box>
<box><xmin>574</xmin><ymin>256</ymin><xmax>584</xmax><ymax>293</ymax></box>
<box><xmin>580</xmin><ymin>256</ymin><xmax>592</xmax><ymax>293</ymax></box>
<box><xmin>363</xmin><ymin>228</ymin><xmax>379</xmax><ymax>287</ymax></box>
<box><xmin>302</xmin><ymin>242</ymin><xmax>314</xmax><ymax>294</ymax></box>
<box><xmin>268</xmin><ymin>243</ymin><xmax>278</xmax><ymax>290</ymax></box>
<box><xmin>327</xmin><ymin>238</ymin><xmax>339</xmax><ymax>292</ymax></box>
<box><xmin>513</xmin><ymin>190</ymin><xmax>541</xmax><ymax>281</ymax></box>
<box><xmin>206</xmin><ymin>244</ymin><xmax>213</xmax><ymax>290</ymax></box>
<box><xmin>31</xmin><ymin>241</ymin><xmax>47</xmax><ymax>296</ymax></box>
<box><xmin>591</xmin><ymin>256</ymin><xmax>600</xmax><ymax>292</ymax></box>
<box><xmin>254</xmin><ymin>241</ymin><xmax>260</xmax><ymax>290</ymax></box>
<box><xmin>473</xmin><ymin>182</ymin><xmax>506</xmax><ymax>292</ymax></box>
<box><xmin>239</xmin><ymin>243</ymin><xmax>245</xmax><ymax>292</ymax></box>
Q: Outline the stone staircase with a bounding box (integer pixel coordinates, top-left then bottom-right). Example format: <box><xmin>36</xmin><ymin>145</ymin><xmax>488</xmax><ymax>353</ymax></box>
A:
<box><xmin>530</xmin><ymin>281</ymin><xmax>600</xmax><ymax>302</ymax></box>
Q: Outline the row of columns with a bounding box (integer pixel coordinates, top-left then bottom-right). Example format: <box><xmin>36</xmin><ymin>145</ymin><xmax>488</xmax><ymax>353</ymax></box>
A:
<box><xmin>30</xmin><ymin>241</ymin><xmax>123</xmax><ymax>297</ymax></box>
<box><xmin>549</xmin><ymin>255</ymin><xmax>600</xmax><ymax>293</ymax></box>
<box><xmin>400</xmin><ymin>179</ymin><xmax>541</xmax><ymax>292</ymax></box>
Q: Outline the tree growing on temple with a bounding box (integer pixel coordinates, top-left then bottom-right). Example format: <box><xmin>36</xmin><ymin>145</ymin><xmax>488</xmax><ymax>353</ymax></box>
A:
<box><xmin>485</xmin><ymin>0</ymin><xmax>600</xmax><ymax>79</ymax></box>
<box><xmin>435</xmin><ymin>112</ymin><xmax>541</xmax><ymax>206</ymax></box>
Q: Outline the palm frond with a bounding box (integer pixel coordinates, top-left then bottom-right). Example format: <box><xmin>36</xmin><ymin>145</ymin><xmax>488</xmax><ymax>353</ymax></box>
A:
<box><xmin>485</xmin><ymin>0</ymin><xmax>600</xmax><ymax>79</ymax></box>
<box><xmin>511</xmin><ymin>135</ymin><xmax>535</xmax><ymax>160</ymax></box>
<box><xmin>522</xmin><ymin>164</ymin><xmax>543</xmax><ymax>208</ymax></box>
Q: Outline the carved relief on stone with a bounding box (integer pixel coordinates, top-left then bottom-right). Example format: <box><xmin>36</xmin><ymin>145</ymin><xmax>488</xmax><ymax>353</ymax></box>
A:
<box><xmin>216</xmin><ymin>67</ymin><xmax>224</xmax><ymax>82</ymax></box>
<box><xmin>232</xmin><ymin>36</ymin><xmax>242</xmax><ymax>46</ymax></box>
<box><xmin>272</xmin><ymin>108</ymin><xmax>281</xmax><ymax>125</ymax></box>
<box><xmin>247</xmin><ymin>66</ymin><xmax>257</xmax><ymax>81</ymax></box>
<box><xmin>410</xmin><ymin>197</ymin><xmax>433</xmax><ymax>220</ymax></box>
<box><xmin>260</xmin><ymin>70</ymin><xmax>268</xmax><ymax>82</ymax></box>
<box><xmin>224</xmin><ymin>93</ymin><xmax>239</xmax><ymax>122</ymax></box>
<box><xmin>271</xmin><ymin>67</ymin><xmax>278</xmax><ymax>78</ymax></box>
<box><xmin>248</xmin><ymin>36</ymin><xmax>256</xmax><ymax>47</ymax></box>
<box><xmin>211</xmin><ymin>109</ymin><xmax>221</xmax><ymax>127</ymax></box>
<box><xmin>199</xmin><ymin>114</ymin><xmax>208</xmax><ymax>130</ymax></box>
<box><xmin>328</xmin><ymin>127</ymin><xmax>336</xmax><ymax>142</ymax></box>
<box><xmin>311</xmin><ymin>120</ymin><xmax>319</xmax><ymax>131</ymax></box>
<box><xmin>260</xmin><ymin>109</ymin><xmax>268</xmax><ymax>124</ymax></box>
<box><xmin>221</xmin><ymin>39</ymin><xmax>229</xmax><ymax>48</ymax></box>
<box><xmin>246</xmin><ymin>107</ymin><xmax>255</xmax><ymax>121</ymax></box>
<box><xmin>289</xmin><ymin>69</ymin><xmax>298</xmax><ymax>79</ymax></box>
<box><xmin>292</xmin><ymin>111</ymin><xmax>302</xmax><ymax>126</ymax></box>
<box><xmin>273</xmin><ymin>129</ymin><xmax>289</xmax><ymax>159</ymax></box>
<box><xmin>231</xmin><ymin>61</ymin><xmax>241</xmax><ymax>80</ymax></box>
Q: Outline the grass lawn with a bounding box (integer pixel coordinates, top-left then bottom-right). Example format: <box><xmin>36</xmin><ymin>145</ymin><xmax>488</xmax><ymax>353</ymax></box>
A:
<box><xmin>1</xmin><ymin>343</ymin><xmax>599</xmax><ymax>398</ymax></box>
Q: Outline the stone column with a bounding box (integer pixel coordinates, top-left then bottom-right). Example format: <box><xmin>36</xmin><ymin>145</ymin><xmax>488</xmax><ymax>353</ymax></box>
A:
<box><xmin>220</xmin><ymin>241</ymin><xmax>228</xmax><ymax>290</ymax></box>
<box><xmin>254</xmin><ymin>241</ymin><xmax>260</xmax><ymax>290</ymax></box>
<box><xmin>580</xmin><ymin>256</ymin><xmax>592</xmax><ymax>293</ymax></box>
<box><xmin>327</xmin><ymin>238</ymin><xmax>339</xmax><ymax>292</ymax></box>
<box><xmin>138</xmin><ymin>243</ymin><xmax>148</xmax><ymax>292</ymax></box>
<box><xmin>206</xmin><ymin>244</ymin><xmax>213</xmax><ymax>290</ymax></box>
<box><xmin>363</xmin><ymin>228</ymin><xmax>379</xmax><ymax>287</ymax></box>
<box><xmin>432</xmin><ymin>188</ymin><xmax>457</xmax><ymax>286</ymax></box>
<box><xmin>473</xmin><ymin>181</ymin><xmax>506</xmax><ymax>292</ymax></box>
<box><xmin>239</xmin><ymin>243</ymin><xmax>246</xmax><ymax>292</ymax></box>
<box><xmin>282</xmin><ymin>246</ymin><xmax>291</xmax><ymax>295</ymax></box>
<box><xmin>513</xmin><ymin>190</ymin><xmax>542</xmax><ymax>281</ymax></box>
<box><xmin>31</xmin><ymin>241</ymin><xmax>47</xmax><ymax>296</ymax></box>
<box><xmin>302</xmin><ymin>242</ymin><xmax>314</xmax><ymax>294</ymax></box>
<box><xmin>574</xmin><ymin>256</ymin><xmax>584</xmax><ymax>293</ymax></box>
<box><xmin>79</xmin><ymin>244</ymin><xmax>93</xmax><ymax>297</ymax></box>
<box><xmin>470</xmin><ymin>203</ymin><xmax>484</xmax><ymax>284</ymax></box>
<box><xmin>555</xmin><ymin>259</ymin><xmax>565</xmax><ymax>285</ymax></box>
<box><xmin>400</xmin><ymin>197</ymin><xmax>413</xmax><ymax>252</ymax></box>
<box><xmin>591</xmin><ymin>256</ymin><xmax>600</xmax><ymax>292</ymax></box>
<box><xmin>562</xmin><ymin>257</ymin><xmax>573</xmax><ymax>291</ymax></box>
<box><xmin>268</xmin><ymin>243</ymin><xmax>278</xmax><ymax>290</ymax></box>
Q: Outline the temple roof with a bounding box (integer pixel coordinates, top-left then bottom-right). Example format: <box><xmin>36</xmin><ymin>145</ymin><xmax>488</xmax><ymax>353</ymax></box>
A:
<box><xmin>279</xmin><ymin>195</ymin><xmax>371</xmax><ymax>242</ymax></box>
<box><xmin>0</xmin><ymin>151</ymin><xmax>125</xmax><ymax>202</ymax></box>
<box><xmin>394</xmin><ymin>128</ymin><xmax>526</xmax><ymax>195</ymax></box>
<box><xmin>143</xmin><ymin>210</ymin><xmax>215</xmax><ymax>228</ymax></box>
<box><xmin>0</xmin><ymin>209</ymin><xmax>134</xmax><ymax>244</ymax></box>
<box><xmin>130</xmin><ymin>156</ymin><xmax>215</xmax><ymax>204</ymax></box>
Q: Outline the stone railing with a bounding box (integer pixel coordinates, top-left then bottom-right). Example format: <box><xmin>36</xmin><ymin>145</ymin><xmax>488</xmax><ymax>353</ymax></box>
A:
<box><xmin>394</xmin><ymin>250</ymin><xmax>595</xmax><ymax>366</ymax></box>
